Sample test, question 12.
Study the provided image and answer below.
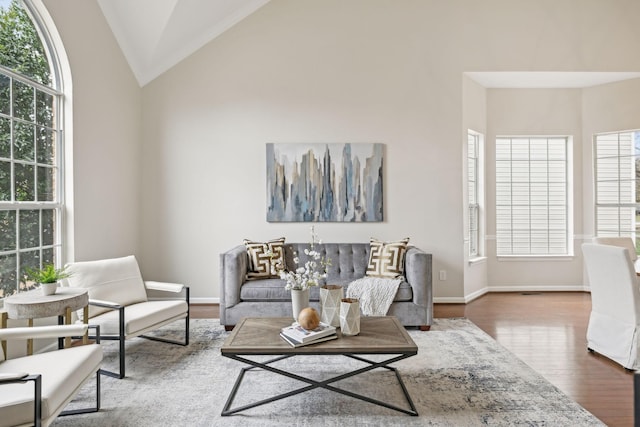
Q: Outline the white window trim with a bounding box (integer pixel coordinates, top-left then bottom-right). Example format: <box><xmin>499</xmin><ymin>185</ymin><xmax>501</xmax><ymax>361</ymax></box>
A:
<box><xmin>467</xmin><ymin>129</ymin><xmax>485</xmax><ymax>261</ymax></box>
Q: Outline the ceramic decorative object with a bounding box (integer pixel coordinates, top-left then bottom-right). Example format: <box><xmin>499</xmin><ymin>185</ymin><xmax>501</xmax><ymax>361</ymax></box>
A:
<box><xmin>320</xmin><ymin>285</ymin><xmax>343</xmax><ymax>327</ymax></box>
<box><xmin>291</xmin><ymin>288</ymin><xmax>310</xmax><ymax>320</ymax></box>
<box><xmin>340</xmin><ymin>298</ymin><xmax>360</xmax><ymax>336</ymax></box>
<box><xmin>41</xmin><ymin>282</ymin><xmax>57</xmax><ymax>296</ymax></box>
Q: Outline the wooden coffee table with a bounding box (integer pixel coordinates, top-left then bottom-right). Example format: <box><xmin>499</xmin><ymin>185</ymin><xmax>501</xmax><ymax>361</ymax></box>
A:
<box><xmin>220</xmin><ymin>316</ymin><xmax>418</xmax><ymax>416</ymax></box>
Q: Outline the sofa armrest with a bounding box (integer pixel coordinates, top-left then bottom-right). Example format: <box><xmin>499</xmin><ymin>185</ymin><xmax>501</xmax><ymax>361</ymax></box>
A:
<box><xmin>404</xmin><ymin>247</ymin><xmax>432</xmax><ymax>307</ymax></box>
<box><xmin>220</xmin><ymin>245</ymin><xmax>248</xmax><ymax>309</ymax></box>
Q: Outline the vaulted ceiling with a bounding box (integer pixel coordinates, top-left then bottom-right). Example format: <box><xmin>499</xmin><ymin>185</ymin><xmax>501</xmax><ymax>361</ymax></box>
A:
<box><xmin>96</xmin><ymin>0</ymin><xmax>271</xmax><ymax>86</ymax></box>
<box><xmin>95</xmin><ymin>1</ymin><xmax>640</xmax><ymax>89</ymax></box>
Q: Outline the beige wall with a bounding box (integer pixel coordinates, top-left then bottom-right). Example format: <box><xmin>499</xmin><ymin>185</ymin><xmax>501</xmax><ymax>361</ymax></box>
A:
<box><xmin>485</xmin><ymin>88</ymin><xmax>584</xmax><ymax>289</ymax></box>
<box><xmin>37</xmin><ymin>0</ymin><xmax>640</xmax><ymax>302</ymax></box>
<box><xmin>139</xmin><ymin>0</ymin><xmax>640</xmax><ymax>301</ymax></box>
<box><xmin>42</xmin><ymin>0</ymin><xmax>142</xmax><ymax>261</ymax></box>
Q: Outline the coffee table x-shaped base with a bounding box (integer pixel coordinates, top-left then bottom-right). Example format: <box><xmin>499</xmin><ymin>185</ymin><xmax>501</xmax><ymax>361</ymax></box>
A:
<box><xmin>221</xmin><ymin>352</ymin><xmax>418</xmax><ymax>416</ymax></box>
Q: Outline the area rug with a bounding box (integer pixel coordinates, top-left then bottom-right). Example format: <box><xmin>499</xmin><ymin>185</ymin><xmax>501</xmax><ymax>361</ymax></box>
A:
<box><xmin>52</xmin><ymin>318</ymin><xmax>604</xmax><ymax>426</ymax></box>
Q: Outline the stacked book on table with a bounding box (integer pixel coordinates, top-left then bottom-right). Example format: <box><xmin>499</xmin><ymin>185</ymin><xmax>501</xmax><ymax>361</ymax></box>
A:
<box><xmin>280</xmin><ymin>322</ymin><xmax>337</xmax><ymax>347</ymax></box>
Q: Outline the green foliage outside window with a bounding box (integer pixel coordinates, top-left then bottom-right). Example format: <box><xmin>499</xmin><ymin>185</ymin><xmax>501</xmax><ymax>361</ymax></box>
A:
<box><xmin>0</xmin><ymin>0</ymin><xmax>57</xmax><ymax>298</ymax></box>
<box><xmin>0</xmin><ymin>0</ymin><xmax>50</xmax><ymax>85</ymax></box>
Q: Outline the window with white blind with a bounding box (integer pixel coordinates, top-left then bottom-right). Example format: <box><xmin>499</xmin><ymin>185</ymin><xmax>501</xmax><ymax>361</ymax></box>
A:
<box><xmin>467</xmin><ymin>130</ymin><xmax>482</xmax><ymax>258</ymax></box>
<box><xmin>594</xmin><ymin>131</ymin><xmax>640</xmax><ymax>251</ymax></box>
<box><xmin>496</xmin><ymin>136</ymin><xmax>569</xmax><ymax>256</ymax></box>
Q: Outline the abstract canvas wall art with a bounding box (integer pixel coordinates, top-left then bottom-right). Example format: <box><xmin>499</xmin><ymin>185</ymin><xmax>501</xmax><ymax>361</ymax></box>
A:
<box><xmin>267</xmin><ymin>143</ymin><xmax>384</xmax><ymax>222</ymax></box>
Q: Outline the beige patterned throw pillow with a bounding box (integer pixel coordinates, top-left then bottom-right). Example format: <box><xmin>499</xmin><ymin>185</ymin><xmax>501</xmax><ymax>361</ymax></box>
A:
<box><xmin>366</xmin><ymin>238</ymin><xmax>410</xmax><ymax>279</ymax></box>
<box><xmin>244</xmin><ymin>238</ymin><xmax>286</xmax><ymax>280</ymax></box>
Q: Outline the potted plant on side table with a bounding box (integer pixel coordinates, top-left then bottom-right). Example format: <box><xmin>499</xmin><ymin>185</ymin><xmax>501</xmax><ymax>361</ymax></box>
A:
<box><xmin>25</xmin><ymin>264</ymin><xmax>71</xmax><ymax>296</ymax></box>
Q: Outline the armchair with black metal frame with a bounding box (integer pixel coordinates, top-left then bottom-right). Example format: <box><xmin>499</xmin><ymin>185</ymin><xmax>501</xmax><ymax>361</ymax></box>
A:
<box><xmin>63</xmin><ymin>255</ymin><xmax>190</xmax><ymax>379</ymax></box>
<box><xmin>0</xmin><ymin>323</ymin><xmax>103</xmax><ymax>427</ymax></box>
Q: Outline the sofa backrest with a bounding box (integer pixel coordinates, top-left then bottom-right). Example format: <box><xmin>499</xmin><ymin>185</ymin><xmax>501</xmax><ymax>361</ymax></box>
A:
<box><xmin>284</xmin><ymin>243</ymin><xmax>371</xmax><ymax>283</ymax></box>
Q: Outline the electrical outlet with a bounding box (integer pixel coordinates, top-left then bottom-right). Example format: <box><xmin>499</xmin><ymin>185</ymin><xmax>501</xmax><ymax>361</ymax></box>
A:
<box><xmin>439</xmin><ymin>270</ymin><xmax>447</xmax><ymax>280</ymax></box>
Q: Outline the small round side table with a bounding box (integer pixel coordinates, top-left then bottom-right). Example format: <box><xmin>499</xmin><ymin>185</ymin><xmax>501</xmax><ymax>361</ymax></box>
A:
<box><xmin>1</xmin><ymin>287</ymin><xmax>89</xmax><ymax>355</ymax></box>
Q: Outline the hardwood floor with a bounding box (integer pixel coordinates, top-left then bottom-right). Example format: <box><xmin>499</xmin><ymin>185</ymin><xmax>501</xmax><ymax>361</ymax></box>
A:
<box><xmin>191</xmin><ymin>292</ymin><xmax>633</xmax><ymax>426</ymax></box>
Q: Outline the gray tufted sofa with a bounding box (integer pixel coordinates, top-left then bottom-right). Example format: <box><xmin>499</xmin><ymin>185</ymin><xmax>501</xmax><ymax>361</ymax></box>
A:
<box><xmin>219</xmin><ymin>242</ymin><xmax>433</xmax><ymax>331</ymax></box>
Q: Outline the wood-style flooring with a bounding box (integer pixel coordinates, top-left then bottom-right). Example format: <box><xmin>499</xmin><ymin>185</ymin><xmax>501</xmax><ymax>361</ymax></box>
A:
<box><xmin>191</xmin><ymin>292</ymin><xmax>633</xmax><ymax>426</ymax></box>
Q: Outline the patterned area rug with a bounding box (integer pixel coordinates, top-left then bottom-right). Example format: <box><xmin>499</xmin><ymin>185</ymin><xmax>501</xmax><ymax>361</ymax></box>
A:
<box><xmin>53</xmin><ymin>318</ymin><xmax>604</xmax><ymax>426</ymax></box>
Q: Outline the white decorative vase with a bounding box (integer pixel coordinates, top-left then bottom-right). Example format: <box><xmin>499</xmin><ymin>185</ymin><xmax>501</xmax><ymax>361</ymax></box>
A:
<box><xmin>340</xmin><ymin>298</ymin><xmax>360</xmax><ymax>336</ymax></box>
<box><xmin>41</xmin><ymin>282</ymin><xmax>57</xmax><ymax>296</ymax></box>
<box><xmin>320</xmin><ymin>285</ymin><xmax>343</xmax><ymax>327</ymax></box>
<box><xmin>291</xmin><ymin>288</ymin><xmax>310</xmax><ymax>320</ymax></box>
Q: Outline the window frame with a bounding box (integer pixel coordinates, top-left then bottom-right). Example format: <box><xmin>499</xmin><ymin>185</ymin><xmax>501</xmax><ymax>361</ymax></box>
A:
<box><xmin>593</xmin><ymin>130</ymin><xmax>640</xmax><ymax>249</ymax></box>
<box><xmin>0</xmin><ymin>0</ymin><xmax>65</xmax><ymax>299</ymax></box>
<box><xmin>467</xmin><ymin>129</ymin><xmax>484</xmax><ymax>259</ymax></box>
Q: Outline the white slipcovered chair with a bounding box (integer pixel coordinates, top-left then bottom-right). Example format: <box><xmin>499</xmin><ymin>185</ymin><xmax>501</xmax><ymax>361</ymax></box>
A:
<box><xmin>63</xmin><ymin>255</ymin><xmax>189</xmax><ymax>379</ymax></box>
<box><xmin>593</xmin><ymin>237</ymin><xmax>640</xmax><ymax>274</ymax></box>
<box><xmin>582</xmin><ymin>243</ymin><xmax>640</xmax><ymax>370</ymax></box>
<box><xmin>0</xmin><ymin>324</ymin><xmax>102</xmax><ymax>427</ymax></box>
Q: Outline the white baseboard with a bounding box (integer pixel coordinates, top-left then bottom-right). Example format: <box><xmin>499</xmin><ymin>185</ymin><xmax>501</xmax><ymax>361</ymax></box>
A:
<box><xmin>190</xmin><ymin>297</ymin><xmax>219</xmax><ymax>304</ymax></box>
<box><xmin>486</xmin><ymin>284</ymin><xmax>587</xmax><ymax>293</ymax></box>
<box><xmin>434</xmin><ymin>297</ymin><xmax>469</xmax><ymax>304</ymax></box>
<box><xmin>434</xmin><ymin>288</ymin><xmax>489</xmax><ymax>304</ymax></box>
<box><xmin>434</xmin><ymin>284</ymin><xmax>588</xmax><ymax>304</ymax></box>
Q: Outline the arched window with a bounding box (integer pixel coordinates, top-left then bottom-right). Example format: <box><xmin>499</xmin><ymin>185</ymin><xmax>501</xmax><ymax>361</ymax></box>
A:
<box><xmin>0</xmin><ymin>0</ymin><xmax>65</xmax><ymax>297</ymax></box>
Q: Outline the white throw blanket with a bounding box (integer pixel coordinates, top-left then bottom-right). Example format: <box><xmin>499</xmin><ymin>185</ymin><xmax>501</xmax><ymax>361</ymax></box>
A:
<box><xmin>345</xmin><ymin>277</ymin><xmax>401</xmax><ymax>316</ymax></box>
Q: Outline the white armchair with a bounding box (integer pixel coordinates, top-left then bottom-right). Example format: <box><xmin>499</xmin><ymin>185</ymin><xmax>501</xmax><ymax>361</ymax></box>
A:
<box><xmin>582</xmin><ymin>243</ymin><xmax>640</xmax><ymax>370</ymax></box>
<box><xmin>0</xmin><ymin>324</ymin><xmax>102</xmax><ymax>427</ymax></box>
<box><xmin>63</xmin><ymin>255</ymin><xmax>189</xmax><ymax>379</ymax></box>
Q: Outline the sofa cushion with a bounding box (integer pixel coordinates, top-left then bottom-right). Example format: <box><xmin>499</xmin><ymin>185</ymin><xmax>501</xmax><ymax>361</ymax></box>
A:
<box><xmin>366</xmin><ymin>238</ymin><xmax>410</xmax><ymax>279</ymax></box>
<box><xmin>239</xmin><ymin>279</ymin><xmax>413</xmax><ymax>302</ymax></box>
<box><xmin>244</xmin><ymin>238</ymin><xmax>286</xmax><ymax>280</ymax></box>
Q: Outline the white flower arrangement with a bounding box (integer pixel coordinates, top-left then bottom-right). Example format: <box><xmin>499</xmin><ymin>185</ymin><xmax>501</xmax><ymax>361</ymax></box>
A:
<box><xmin>271</xmin><ymin>226</ymin><xmax>331</xmax><ymax>291</ymax></box>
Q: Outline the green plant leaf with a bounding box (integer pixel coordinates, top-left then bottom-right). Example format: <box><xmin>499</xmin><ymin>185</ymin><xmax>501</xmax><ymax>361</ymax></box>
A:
<box><xmin>24</xmin><ymin>263</ymin><xmax>70</xmax><ymax>283</ymax></box>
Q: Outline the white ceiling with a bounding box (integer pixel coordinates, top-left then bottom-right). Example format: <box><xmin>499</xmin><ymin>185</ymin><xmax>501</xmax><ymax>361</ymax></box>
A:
<box><xmin>97</xmin><ymin>0</ymin><xmax>271</xmax><ymax>86</ymax></box>
<box><xmin>95</xmin><ymin>1</ymin><xmax>640</xmax><ymax>89</ymax></box>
